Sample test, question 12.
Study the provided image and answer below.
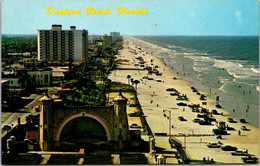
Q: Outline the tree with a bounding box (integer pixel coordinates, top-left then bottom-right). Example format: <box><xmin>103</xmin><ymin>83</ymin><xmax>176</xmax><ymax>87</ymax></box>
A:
<box><xmin>127</xmin><ymin>75</ymin><xmax>131</xmax><ymax>89</ymax></box>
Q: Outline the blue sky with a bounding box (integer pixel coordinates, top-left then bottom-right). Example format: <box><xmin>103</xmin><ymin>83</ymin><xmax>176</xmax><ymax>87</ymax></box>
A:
<box><xmin>1</xmin><ymin>0</ymin><xmax>259</xmax><ymax>35</ymax></box>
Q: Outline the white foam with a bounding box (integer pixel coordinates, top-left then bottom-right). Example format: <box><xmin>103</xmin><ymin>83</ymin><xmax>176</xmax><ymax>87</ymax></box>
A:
<box><xmin>250</xmin><ymin>67</ymin><xmax>259</xmax><ymax>74</ymax></box>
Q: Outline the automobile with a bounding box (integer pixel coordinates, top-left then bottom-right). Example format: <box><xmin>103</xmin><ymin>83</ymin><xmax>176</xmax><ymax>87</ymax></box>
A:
<box><xmin>129</xmin><ymin>104</ymin><xmax>136</xmax><ymax>107</ymax></box>
<box><xmin>197</xmin><ymin>114</ymin><xmax>208</xmax><ymax>118</ymax></box>
<box><xmin>176</xmin><ymin>96</ymin><xmax>188</xmax><ymax>101</ymax></box>
<box><xmin>241</xmin><ymin>155</ymin><xmax>258</xmax><ymax>163</ymax></box>
<box><xmin>130</xmin><ymin>123</ymin><xmax>142</xmax><ymax>128</ymax></box>
<box><xmin>231</xmin><ymin>150</ymin><xmax>249</xmax><ymax>156</ymax></box>
<box><xmin>134</xmin><ymin>64</ymin><xmax>139</xmax><ymax>66</ymax></box>
<box><xmin>204</xmin><ymin>117</ymin><xmax>216</xmax><ymax>122</ymax></box>
<box><xmin>140</xmin><ymin>65</ymin><xmax>145</xmax><ymax>67</ymax></box>
<box><xmin>166</xmin><ymin>88</ymin><xmax>174</xmax><ymax>91</ymax></box>
<box><xmin>2</xmin><ymin>125</ymin><xmax>11</xmax><ymax>131</ymax></box>
<box><xmin>207</xmin><ymin>142</ymin><xmax>222</xmax><ymax>148</ymax></box>
<box><xmin>170</xmin><ymin>92</ymin><xmax>179</xmax><ymax>96</ymax></box>
<box><xmin>216</xmin><ymin>104</ymin><xmax>222</xmax><ymax>108</ymax></box>
<box><xmin>240</xmin><ymin>119</ymin><xmax>247</xmax><ymax>123</ymax></box>
<box><xmin>228</xmin><ymin>118</ymin><xmax>237</xmax><ymax>123</ymax></box>
<box><xmin>156</xmin><ymin>80</ymin><xmax>162</xmax><ymax>82</ymax></box>
<box><xmin>178</xmin><ymin>116</ymin><xmax>186</xmax><ymax>121</ymax></box>
<box><xmin>148</xmin><ymin>78</ymin><xmax>154</xmax><ymax>80</ymax></box>
<box><xmin>221</xmin><ymin>145</ymin><xmax>238</xmax><ymax>151</ymax></box>
<box><xmin>241</xmin><ymin>126</ymin><xmax>249</xmax><ymax>131</ymax></box>
<box><xmin>188</xmin><ymin>103</ymin><xmax>200</xmax><ymax>108</ymax></box>
<box><xmin>177</xmin><ymin>102</ymin><xmax>187</xmax><ymax>106</ymax></box>
<box><xmin>199</xmin><ymin>121</ymin><xmax>211</xmax><ymax>125</ymax></box>
<box><xmin>193</xmin><ymin>118</ymin><xmax>201</xmax><ymax>123</ymax></box>
<box><xmin>212</xmin><ymin>128</ymin><xmax>228</xmax><ymax>135</ymax></box>
<box><xmin>211</xmin><ymin>109</ymin><xmax>219</xmax><ymax>115</ymax></box>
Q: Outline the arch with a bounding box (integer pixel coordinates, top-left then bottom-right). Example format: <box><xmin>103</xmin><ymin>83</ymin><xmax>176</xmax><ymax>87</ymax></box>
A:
<box><xmin>56</xmin><ymin>112</ymin><xmax>111</xmax><ymax>141</ymax></box>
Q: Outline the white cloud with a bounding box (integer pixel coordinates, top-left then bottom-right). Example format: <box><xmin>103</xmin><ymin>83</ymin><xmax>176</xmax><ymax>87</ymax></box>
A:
<box><xmin>235</xmin><ymin>10</ymin><xmax>242</xmax><ymax>26</ymax></box>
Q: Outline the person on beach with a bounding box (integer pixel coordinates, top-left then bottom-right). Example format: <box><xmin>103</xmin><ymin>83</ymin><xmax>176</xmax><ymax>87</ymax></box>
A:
<box><xmin>238</xmin><ymin>130</ymin><xmax>241</xmax><ymax>135</ymax></box>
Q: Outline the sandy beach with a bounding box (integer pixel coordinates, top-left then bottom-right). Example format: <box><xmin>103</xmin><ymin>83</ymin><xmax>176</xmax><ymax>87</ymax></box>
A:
<box><xmin>109</xmin><ymin>37</ymin><xmax>259</xmax><ymax>164</ymax></box>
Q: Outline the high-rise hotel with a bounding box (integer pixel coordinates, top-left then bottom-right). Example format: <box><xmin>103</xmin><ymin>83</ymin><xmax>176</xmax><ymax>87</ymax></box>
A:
<box><xmin>37</xmin><ymin>25</ymin><xmax>88</xmax><ymax>61</ymax></box>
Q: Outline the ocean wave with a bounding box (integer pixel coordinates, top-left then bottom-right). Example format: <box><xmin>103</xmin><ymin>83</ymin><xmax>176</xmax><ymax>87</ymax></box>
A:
<box><xmin>213</xmin><ymin>59</ymin><xmax>259</xmax><ymax>79</ymax></box>
<box><xmin>250</xmin><ymin>67</ymin><xmax>259</xmax><ymax>74</ymax></box>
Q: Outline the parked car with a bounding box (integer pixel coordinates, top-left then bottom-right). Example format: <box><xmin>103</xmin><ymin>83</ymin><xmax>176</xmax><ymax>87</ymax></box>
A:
<box><xmin>2</xmin><ymin>125</ymin><xmax>11</xmax><ymax>131</ymax></box>
<box><xmin>199</xmin><ymin>121</ymin><xmax>211</xmax><ymax>125</ymax></box>
<box><xmin>241</xmin><ymin>126</ymin><xmax>248</xmax><ymax>131</ymax></box>
<box><xmin>166</xmin><ymin>88</ymin><xmax>174</xmax><ymax>91</ymax></box>
<box><xmin>170</xmin><ymin>92</ymin><xmax>179</xmax><ymax>96</ymax></box>
<box><xmin>148</xmin><ymin>78</ymin><xmax>154</xmax><ymax>80</ymax></box>
<box><xmin>207</xmin><ymin>142</ymin><xmax>222</xmax><ymax>148</ymax></box>
<box><xmin>211</xmin><ymin>109</ymin><xmax>219</xmax><ymax>115</ymax></box>
<box><xmin>241</xmin><ymin>155</ymin><xmax>258</xmax><ymax>163</ymax></box>
<box><xmin>231</xmin><ymin>150</ymin><xmax>249</xmax><ymax>156</ymax></box>
<box><xmin>193</xmin><ymin>118</ymin><xmax>201</xmax><ymax>123</ymax></box>
<box><xmin>212</xmin><ymin>128</ymin><xmax>228</xmax><ymax>135</ymax></box>
<box><xmin>228</xmin><ymin>118</ymin><xmax>237</xmax><ymax>123</ymax></box>
<box><xmin>130</xmin><ymin>123</ymin><xmax>142</xmax><ymax>128</ymax></box>
<box><xmin>221</xmin><ymin>145</ymin><xmax>238</xmax><ymax>151</ymax></box>
<box><xmin>177</xmin><ymin>102</ymin><xmax>187</xmax><ymax>106</ymax></box>
<box><xmin>178</xmin><ymin>116</ymin><xmax>186</xmax><ymax>121</ymax></box>
<box><xmin>240</xmin><ymin>119</ymin><xmax>247</xmax><ymax>123</ymax></box>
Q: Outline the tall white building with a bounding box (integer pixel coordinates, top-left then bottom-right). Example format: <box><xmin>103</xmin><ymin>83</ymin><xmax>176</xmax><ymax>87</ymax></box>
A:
<box><xmin>37</xmin><ymin>25</ymin><xmax>88</xmax><ymax>61</ymax></box>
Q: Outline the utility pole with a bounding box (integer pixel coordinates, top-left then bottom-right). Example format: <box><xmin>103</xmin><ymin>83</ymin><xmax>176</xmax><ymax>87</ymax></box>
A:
<box><xmin>163</xmin><ymin>110</ymin><xmax>172</xmax><ymax>139</ymax></box>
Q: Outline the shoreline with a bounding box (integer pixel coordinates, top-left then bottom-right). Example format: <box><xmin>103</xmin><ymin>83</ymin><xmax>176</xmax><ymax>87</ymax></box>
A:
<box><xmin>129</xmin><ymin>36</ymin><xmax>259</xmax><ymax>127</ymax></box>
<box><xmin>110</xmin><ymin>37</ymin><xmax>259</xmax><ymax>163</ymax></box>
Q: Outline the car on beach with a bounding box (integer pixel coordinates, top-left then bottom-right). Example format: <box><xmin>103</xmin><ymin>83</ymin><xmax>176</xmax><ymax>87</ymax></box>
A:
<box><xmin>231</xmin><ymin>150</ymin><xmax>249</xmax><ymax>156</ymax></box>
<box><xmin>207</xmin><ymin>143</ymin><xmax>222</xmax><ymax>148</ymax></box>
<box><xmin>177</xmin><ymin>102</ymin><xmax>187</xmax><ymax>106</ymax></box>
<box><xmin>2</xmin><ymin>125</ymin><xmax>11</xmax><ymax>131</ymax></box>
<box><xmin>221</xmin><ymin>145</ymin><xmax>238</xmax><ymax>151</ymax></box>
<box><xmin>178</xmin><ymin>116</ymin><xmax>186</xmax><ymax>121</ymax></box>
<box><xmin>199</xmin><ymin>120</ymin><xmax>211</xmax><ymax>125</ymax></box>
<box><xmin>212</xmin><ymin>128</ymin><xmax>228</xmax><ymax>135</ymax></box>
<box><xmin>170</xmin><ymin>92</ymin><xmax>179</xmax><ymax>96</ymax></box>
<box><xmin>228</xmin><ymin>118</ymin><xmax>237</xmax><ymax>123</ymax></box>
<box><xmin>240</xmin><ymin>119</ymin><xmax>247</xmax><ymax>123</ymax></box>
<box><xmin>241</xmin><ymin>126</ymin><xmax>249</xmax><ymax>131</ymax></box>
<box><xmin>192</xmin><ymin>118</ymin><xmax>201</xmax><ymax>123</ymax></box>
<box><xmin>166</xmin><ymin>88</ymin><xmax>174</xmax><ymax>91</ymax></box>
<box><xmin>211</xmin><ymin>109</ymin><xmax>219</xmax><ymax>115</ymax></box>
<box><xmin>148</xmin><ymin>78</ymin><xmax>154</xmax><ymax>80</ymax></box>
<box><xmin>241</xmin><ymin>155</ymin><xmax>258</xmax><ymax>163</ymax></box>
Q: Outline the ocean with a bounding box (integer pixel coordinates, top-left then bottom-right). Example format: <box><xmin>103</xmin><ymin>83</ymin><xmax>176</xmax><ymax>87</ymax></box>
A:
<box><xmin>131</xmin><ymin>36</ymin><xmax>259</xmax><ymax>127</ymax></box>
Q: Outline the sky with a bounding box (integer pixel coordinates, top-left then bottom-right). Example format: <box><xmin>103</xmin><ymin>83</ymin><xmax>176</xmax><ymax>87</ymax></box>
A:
<box><xmin>1</xmin><ymin>0</ymin><xmax>259</xmax><ymax>35</ymax></box>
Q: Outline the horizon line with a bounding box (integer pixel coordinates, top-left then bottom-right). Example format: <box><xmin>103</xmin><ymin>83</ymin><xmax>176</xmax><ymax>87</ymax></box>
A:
<box><xmin>2</xmin><ymin>34</ymin><xmax>259</xmax><ymax>37</ymax></box>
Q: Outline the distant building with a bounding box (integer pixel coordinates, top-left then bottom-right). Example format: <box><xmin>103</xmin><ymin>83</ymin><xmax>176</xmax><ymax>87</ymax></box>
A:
<box><xmin>102</xmin><ymin>34</ymin><xmax>113</xmax><ymax>47</ymax></box>
<box><xmin>37</xmin><ymin>25</ymin><xmax>88</xmax><ymax>61</ymax></box>
<box><xmin>110</xmin><ymin>32</ymin><xmax>121</xmax><ymax>42</ymax></box>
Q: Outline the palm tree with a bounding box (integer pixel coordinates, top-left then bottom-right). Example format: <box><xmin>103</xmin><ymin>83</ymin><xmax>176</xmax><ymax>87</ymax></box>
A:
<box><xmin>127</xmin><ymin>75</ymin><xmax>131</xmax><ymax>89</ymax></box>
<box><xmin>133</xmin><ymin>80</ymin><xmax>140</xmax><ymax>91</ymax></box>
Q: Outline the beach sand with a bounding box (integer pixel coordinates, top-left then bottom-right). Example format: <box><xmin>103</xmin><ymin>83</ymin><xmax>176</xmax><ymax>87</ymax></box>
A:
<box><xmin>109</xmin><ymin>37</ymin><xmax>259</xmax><ymax>164</ymax></box>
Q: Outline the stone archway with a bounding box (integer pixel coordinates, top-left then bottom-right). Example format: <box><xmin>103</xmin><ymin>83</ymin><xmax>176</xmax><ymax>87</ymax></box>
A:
<box><xmin>56</xmin><ymin>113</ymin><xmax>111</xmax><ymax>142</ymax></box>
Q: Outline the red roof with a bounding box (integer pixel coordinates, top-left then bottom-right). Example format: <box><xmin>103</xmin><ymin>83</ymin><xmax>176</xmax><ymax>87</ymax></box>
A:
<box><xmin>25</xmin><ymin>131</ymin><xmax>38</xmax><ymax>140</ymax></box>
